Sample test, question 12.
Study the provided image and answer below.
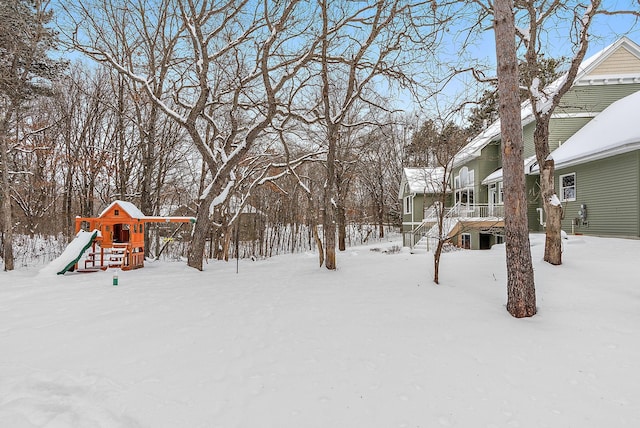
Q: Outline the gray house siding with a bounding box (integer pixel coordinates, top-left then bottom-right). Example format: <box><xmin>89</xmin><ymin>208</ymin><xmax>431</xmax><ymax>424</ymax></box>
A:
<box><xmin>556</xmin><ymin>151</ymin><xmax>640</xmax><ymax>237</ymax></box>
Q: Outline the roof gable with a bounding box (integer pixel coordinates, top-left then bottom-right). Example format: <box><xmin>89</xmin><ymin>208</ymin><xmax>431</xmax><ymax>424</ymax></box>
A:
<box><xmin>586</xmin><ymin>45</ymin><xmax>640</xmax><ymax>75</ymax></box>
<box><xmin>99</xmin><ymin>200</ymin><xmax>146</xmax><ymax>219</ymax></box>
<box><xmin>400</xmin><ymin>167</ymin><xmax>447</xmax><ymax>197</ymax></box>
<box><xmin>577</xmin><ymin>37</ymin><xmax>640</xmax><ymax>83</ymax></box>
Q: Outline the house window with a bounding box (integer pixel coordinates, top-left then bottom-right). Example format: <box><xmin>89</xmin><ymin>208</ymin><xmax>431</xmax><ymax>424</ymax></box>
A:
<box><xmin>456</xmin><ymin>188</ymin><xmax>474</xmax><ymax>206</ymax></box>
<box><xmin>114</xmin><ymin>209</ymin><xmax>120</xmax><ymax>216</ymax></box>
<box><xmin>461</xmin><ymin>233</ymin><xmax>471</xmax><ymax>249</ymax></box>
<box><xmin>404</xmin><ymin>195</ymin><xmax>413</xmax><ymax>215</ymax></box>
<box><xmin>560</xmin><ymin>173</ymin><xmax>576</xmax><ymax>202</ymax></box>
<box><xmin>455</xmin><ymin>167</ymin><xmax>475</xmax><ymax>206</ymax></box>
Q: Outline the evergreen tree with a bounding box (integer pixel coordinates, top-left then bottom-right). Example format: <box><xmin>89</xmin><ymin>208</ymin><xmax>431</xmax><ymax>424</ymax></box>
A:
<box><xmin>0</xmin><ymin>0</ymin><xmax>65</xmax><ymax>271</ymax></box>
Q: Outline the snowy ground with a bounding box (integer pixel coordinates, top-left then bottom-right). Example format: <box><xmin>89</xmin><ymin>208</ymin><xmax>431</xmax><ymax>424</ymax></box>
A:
<box><xmin>0</xmin><ymin>233</ymin><xmax>639</xmax><ymax>428</ymax></box>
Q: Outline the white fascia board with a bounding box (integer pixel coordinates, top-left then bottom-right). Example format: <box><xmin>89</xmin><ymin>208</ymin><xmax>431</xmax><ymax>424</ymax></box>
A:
<box><xmin>551</xmin><ymin>142</ymin><xmax>640</xmax><ymax>172</ymax></box>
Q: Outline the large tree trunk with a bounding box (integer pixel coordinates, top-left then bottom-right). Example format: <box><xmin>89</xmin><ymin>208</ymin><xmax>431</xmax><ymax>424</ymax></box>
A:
<box><xmin>187</xmin><ymin>191</ymin><xmax>216</xmax><ymax>271</ymax></box>
<box><xmin>323</xmin><ymin>127</ymin><xmax>338</xmax><ymax>270</ymax></box>
<box><xmin>313</xmin><ymin>223</ymin><xmax>324</xmax><ymax>267</ymax></box>
<box><xmin>337</xmin><ymin>203</ymin><xmax>346</xmax><ymax>251</ymax></box>
<box><xmin>323</xmin><ymin>203</ymin><xmax>336</xmax><ymax>269</ymax></box>
<box><xmin>140</xmin><ymin>105</ymin><xmax>157</xmax><ymax>258</ymax></box>
<box><xmin>376</xmin><ymin>200</ymin><xmax>385</xmax><ymax>238</ymax></box>
<box><xmin>494</xmin><ymin>0</ymin><xmax>536</xmax><ymax>318</ymax></box>
<box><xmin>534</xmin><ymin>122</ymin><xmax>563</xmax><ymax>265</ymax></box>
<box><xmin>0</xmin><ymin>133</ymin><xmax>15</xmax><ymax>271</ymax></box>
<box><xmin>540</xmin><ymin>158</ymin><xmax>563</xmax><ymax>264</ymax></box>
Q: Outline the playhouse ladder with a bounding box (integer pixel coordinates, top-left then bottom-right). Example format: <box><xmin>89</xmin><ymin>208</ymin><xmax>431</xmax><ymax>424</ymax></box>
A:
<box><xmin>109</xmin><ymin>243</ymin><xmax>130</xmax><ymax>269</ymax></box>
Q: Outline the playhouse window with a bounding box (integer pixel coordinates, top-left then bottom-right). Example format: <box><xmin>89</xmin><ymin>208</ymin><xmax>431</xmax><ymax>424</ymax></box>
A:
<box><xmin>114</xmin><ymin>209</ymin><xmax>120</xmax><ymax>216</ymax></box>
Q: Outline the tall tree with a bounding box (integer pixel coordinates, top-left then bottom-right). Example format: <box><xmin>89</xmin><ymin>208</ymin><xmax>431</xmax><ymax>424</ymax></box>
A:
<box><xmin>493</xmin><ymin>0</ymin><xmax>536</xmax><ymax>317</ymax></box>
<box><xmin>412</xmin><ymin>119</ymin><xmax>469</xmax><ymax>284</ymax></box>
<box><xmin>0</xmin><ymin>0</ymin><xmax>64</xmax><ymax>271</ymax></box>
<box><xmin>515</xmin><ymin>0</ymin><xmax>628</xmax><ymax>265</ymax></box>
<box><xmin>66</xmin><ymin>0</ymin><xmax>324</xmax><ymax>270</ymax></box>
<box><xmin>313</xmin><ymin>0</ymin><xmax>439</xmax><ymax>270</ymax></box>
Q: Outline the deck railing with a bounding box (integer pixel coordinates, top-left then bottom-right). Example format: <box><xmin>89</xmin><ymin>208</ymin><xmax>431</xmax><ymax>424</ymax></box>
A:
<box><xmin>410</xmin><ymin>202</ymin><xmax>505</xmax><ymax>249</ymax></box>
<box><xmin>424</xmin><ymin>202</ymin><xmax>504</xmax><ymax>221</ymax></box>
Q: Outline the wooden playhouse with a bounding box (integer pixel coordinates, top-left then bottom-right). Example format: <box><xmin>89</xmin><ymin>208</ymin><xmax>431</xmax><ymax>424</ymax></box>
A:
<box><xmin>74</xmin><ymin>200</ymin><xmax>195</xmax><ymax>271</ymax></box>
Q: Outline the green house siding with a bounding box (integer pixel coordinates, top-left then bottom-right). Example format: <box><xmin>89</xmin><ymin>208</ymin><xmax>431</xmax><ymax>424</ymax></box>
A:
<box><xmin>559</xmin><ymin>83</ymin><xmax>640</xmax><ymax>114</ymax></box>
<box><xmin>526</xmin><ymin>175</ymin><xmax>543</xmax><ymax>232</ymax></box>
<box><xmin>476</xmin><ymin>143</ymin><xmax>502</xmax><ymax>199</ymax></box>
<box><xmin>522</xmin><ymin>123</ymin><xmax>535</xmax><ymax>157</ymax></box>
<box><xmin>548</xmin><ymin>117</ymin><xmax>593</xmax><ymax>151</ymax></box>
<box><xmin>400</xmin><ymin>190</ymin><xmax>452</xmax><ymax>246</ymax></box>
<box><xmin>400</xmin><ymin>193</ymin><xmax>424</xmax><ymax>229</ymax></box>
<box><xmin>453</xmin><ymin>142</ymin><xmax>501</xmax><ymax>203</ymax></box>
<box><xmin>521</xmin><ymin>84</ymin><xmax>640</xmax><ymax>158</ymax></box>
<box><xmin>556</xmin><ymin>152</ymin><xmax>640</xmax><ymax>237</ymax></box>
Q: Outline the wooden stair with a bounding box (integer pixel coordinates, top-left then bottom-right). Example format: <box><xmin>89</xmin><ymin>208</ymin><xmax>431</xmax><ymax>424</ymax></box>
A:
<box><xmin>108</xmin><ymin>243</ymin><xmax>130</xmax><ymax>269</ymax></box>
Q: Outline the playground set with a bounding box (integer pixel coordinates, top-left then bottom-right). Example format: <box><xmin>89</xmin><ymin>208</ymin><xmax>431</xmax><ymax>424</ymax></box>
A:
<box><xmin>56</xmin><ymin>200</ymin><xmax>195</xmax><ymax>274</ymax></box>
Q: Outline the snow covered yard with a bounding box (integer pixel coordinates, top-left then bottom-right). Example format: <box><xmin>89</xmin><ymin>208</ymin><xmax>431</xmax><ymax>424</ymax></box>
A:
<box><xmin>0</xmin><ymin>234</ymin><xmax>639</xmax><ymax>428</ymax></box>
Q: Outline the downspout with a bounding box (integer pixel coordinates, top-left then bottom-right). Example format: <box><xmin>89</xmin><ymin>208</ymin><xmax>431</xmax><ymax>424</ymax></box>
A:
<box><xmin>536</xmin><ymin>207</ymin><xmax>545</xmax><ymax>227</ymax></box>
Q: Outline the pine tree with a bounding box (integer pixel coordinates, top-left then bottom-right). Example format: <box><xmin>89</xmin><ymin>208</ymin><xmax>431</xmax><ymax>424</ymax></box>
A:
<box><xmin>0</xmin><ymin>0</ymin><xmax>65</xmax><ymax>271</ymax></box>
<box><xmin>493</xmin><ymin>0</ymin><xmax>536</xmax><ymax>317</ymax></box>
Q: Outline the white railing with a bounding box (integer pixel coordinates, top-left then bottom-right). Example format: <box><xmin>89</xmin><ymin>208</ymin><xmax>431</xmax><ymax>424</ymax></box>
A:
<box><xmin>411</xmin><ymin>202</ymin><xmax>505</xmax><ymax>249</ymax></box>
<box><xmin>432</xmin><ymin>202</ymin><xmax>504</xmax><ymax>219</ymax></box>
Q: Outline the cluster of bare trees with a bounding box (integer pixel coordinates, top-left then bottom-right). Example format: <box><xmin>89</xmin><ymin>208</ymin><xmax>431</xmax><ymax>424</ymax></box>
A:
<box><xmin>4</xmin><ymin>0</ymin><xmax>437</xmax><ymax>272</ymax></box>
<box><xmin>56</xmin><ymin>0</ymin><xmax>453</xmax><ymax>271</ymax></box>
<box><xmin>2</xmin><ymin>0</ymin><xmax>639</xmax><ymax>319</ymax></box>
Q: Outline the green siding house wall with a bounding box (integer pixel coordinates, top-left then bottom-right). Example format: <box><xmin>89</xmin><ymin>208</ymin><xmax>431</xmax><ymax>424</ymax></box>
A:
<box><xmin>404</xmin><ymin>38</ymin><xmax>640</xmax><ymax>248</ymax></box>
<box><xmin>556</xmin><ymin>152</ymin><xmax>640</xmax><ymax>237</ymax></box>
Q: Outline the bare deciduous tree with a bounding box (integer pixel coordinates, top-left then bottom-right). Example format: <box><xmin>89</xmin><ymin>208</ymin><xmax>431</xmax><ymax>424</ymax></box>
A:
<box><xmin>412</xmin><ymin>119</ymin><xmax>468</xmax><ymax>284</ymax></box>
<box><xmin>312</xmin><ymin>0</ymin><xmax>440</xmax><ymax>270</ymax></box>
<box><xmin>516</xmin><ymin>0</ymin><xmax>639</xmax><ymax>265</ymax></box>
<box><xmin>65</xmin><ymin>0</ymin><xmax>324</xmax><ymax>270</ymax></box>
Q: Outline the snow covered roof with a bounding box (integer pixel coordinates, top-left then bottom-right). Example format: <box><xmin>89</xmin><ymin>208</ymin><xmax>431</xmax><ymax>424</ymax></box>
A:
<box><xmin>455</xmin><ymin>37</ymin><xmax>640</xmax><ymax>169</ymax></box>
<box><xmin>532</xmin><ymin>89</ymin><xmax>640</xmax><ymax>171</ymax></box>
<box><xmin>99</xmin><ymin>200</ymin><xmax>146</xmax><ymax>219</ymax></box>
<box><xmin>399</xmin><ymin>167</ymin><xmax>448</xmax><ymax>198</ymax></box>
<box><xmin>481</xmin><ymin>156</ymin><xmax>538</xmax><ymax>184</ymax></box>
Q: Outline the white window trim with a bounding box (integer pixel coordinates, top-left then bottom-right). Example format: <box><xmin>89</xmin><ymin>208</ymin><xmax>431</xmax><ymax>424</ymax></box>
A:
<box><xmin>559</xmin><ymin>173</ymin><xmax>576</xmax><ymax>202</ymax></box>
<box><xmin>455</xmin><ymin>167</ymin><xmax>475</xmax><ymax>190</ymax></box>
<box><xmin>461</xmin><ymin>233</ymin><xmax>471</xmax><ymax>249</ymax></box>
<box><xmin>404</xmin><ymin>195</ymin><xmax>413</xmax><ymax>215</ymax></box>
